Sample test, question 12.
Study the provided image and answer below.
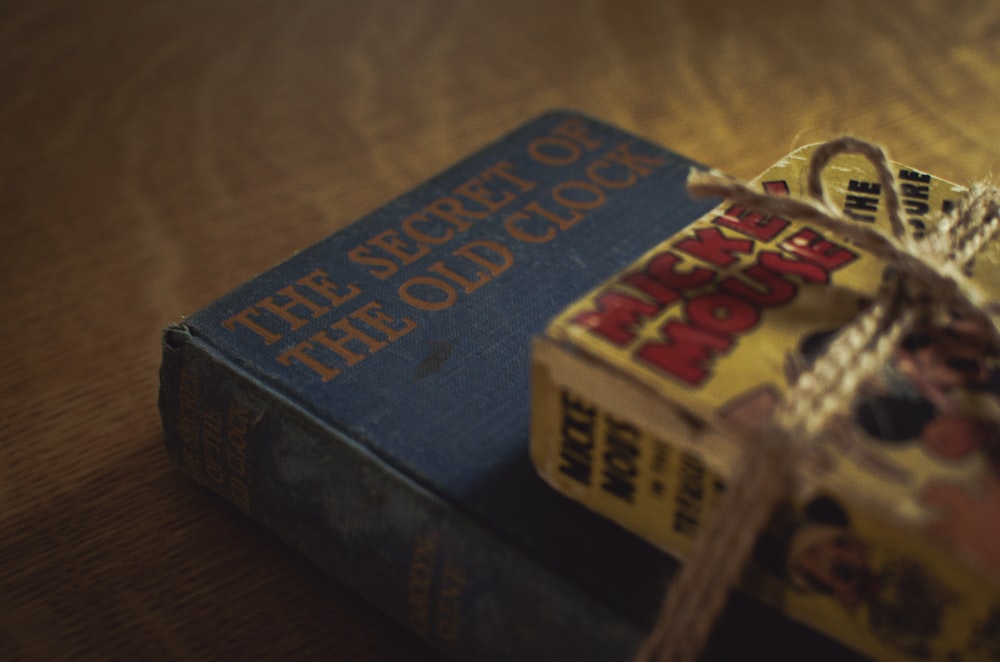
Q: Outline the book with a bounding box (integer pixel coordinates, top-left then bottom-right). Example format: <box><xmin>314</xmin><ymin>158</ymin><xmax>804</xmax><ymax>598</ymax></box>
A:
<box><xmin>159</xmin><ymin>111</ymin><xmax>861</xmax><ymax>661</ymax></box>
<box><xmin>531</xmin><ymin>143</ymin><xmax>1000</xmax><ymax>660</ymax></box>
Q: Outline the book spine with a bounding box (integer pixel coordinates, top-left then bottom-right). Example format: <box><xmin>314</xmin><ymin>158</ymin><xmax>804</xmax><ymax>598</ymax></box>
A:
<box><xmin>530</xmin><ymin>336</ymin><xmax>725</xmax><ymax>564</ymax></box>
<box><xmin>159</xmin><ymin>324</ymin><xmax>644</xmax><ymax>662</ymax></box>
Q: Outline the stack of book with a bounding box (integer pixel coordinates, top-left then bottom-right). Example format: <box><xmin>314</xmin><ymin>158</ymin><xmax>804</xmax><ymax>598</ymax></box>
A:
<box><xmin>162</xmin><ymin>111</ymin><xmax>987</xmax><ymax>660</ymax></box>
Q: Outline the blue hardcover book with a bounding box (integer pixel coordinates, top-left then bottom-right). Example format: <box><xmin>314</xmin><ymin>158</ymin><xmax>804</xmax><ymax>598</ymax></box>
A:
<box><xmin>159</xmin><ymin>112</ymin><xmax>856</xmax><ymax>661</ymax></box>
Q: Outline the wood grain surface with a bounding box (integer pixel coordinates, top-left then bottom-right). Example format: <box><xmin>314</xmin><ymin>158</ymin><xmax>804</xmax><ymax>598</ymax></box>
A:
<box><xmin>3</xmin><ymin>1</ymin><xmax>1000</xmax><ymax>659</ymax></box>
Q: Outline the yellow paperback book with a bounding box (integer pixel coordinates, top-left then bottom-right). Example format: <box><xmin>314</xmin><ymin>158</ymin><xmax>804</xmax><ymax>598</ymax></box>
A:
<box><xmin>531</xmin><ymin>144</ymin><xmax>1000</xmax><ymax>661</ymax></box>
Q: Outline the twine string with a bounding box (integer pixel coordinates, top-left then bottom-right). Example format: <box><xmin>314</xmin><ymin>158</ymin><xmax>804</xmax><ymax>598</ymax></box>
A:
<box><xmin>634</xmin><ymin>138</ymin><xmax>1000</xmax><ymax>662</ymax></box>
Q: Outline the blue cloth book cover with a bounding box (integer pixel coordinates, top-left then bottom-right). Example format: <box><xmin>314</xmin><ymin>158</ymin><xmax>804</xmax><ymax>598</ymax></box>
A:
<box><xmin>159</xmin><ymin>111</ymin><xmax>855</xmax><ymax>661</ymax></box>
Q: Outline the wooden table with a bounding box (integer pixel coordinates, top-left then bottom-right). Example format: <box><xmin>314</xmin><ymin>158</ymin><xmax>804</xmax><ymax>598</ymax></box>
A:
<box><xmin>4</xmin><ymin>1</ymin><xmax>999</xmax><ymax>659</ymax></box>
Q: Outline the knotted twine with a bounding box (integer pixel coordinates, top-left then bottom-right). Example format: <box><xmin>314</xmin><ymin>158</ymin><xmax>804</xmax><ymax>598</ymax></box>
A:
<box><xmin>634</xmin><ymin>137</ymin><xmax>1000</xmax><ymax>662</ymax></box>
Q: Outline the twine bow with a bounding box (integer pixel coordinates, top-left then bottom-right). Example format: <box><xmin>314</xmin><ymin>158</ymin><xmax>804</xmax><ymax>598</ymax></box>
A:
<box><xmin>635</xmin><ymin>137</ymin><xmax>1000</xmax><ymax>662</ymax></box>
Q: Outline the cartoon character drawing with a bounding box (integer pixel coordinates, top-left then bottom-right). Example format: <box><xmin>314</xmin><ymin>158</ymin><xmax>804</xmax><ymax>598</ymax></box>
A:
<box><xmin>720</xmin><ymin>306</ymin><xmax>1000</xmax><ymax>589</ymax></box>
<box><xmin>755</xmin><ymin>496</ymin><xmax>878</xmax><ymax>609</ymax></box>
<box><xmin>753</xmin><ymin>496</ymin><xmax>952</xmax><ymax>659</ymax></box>
<box><xmin>848</xmin><ymin>315</ymin><xmax>1000</xmax><ymax>578</ymax></box>
<box><xmin>855</xmin><ymin>315</ymin><xmax>1000</xmax><ymax>465</ymax></box>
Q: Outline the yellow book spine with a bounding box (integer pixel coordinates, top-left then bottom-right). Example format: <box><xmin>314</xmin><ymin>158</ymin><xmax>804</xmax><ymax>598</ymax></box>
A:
<box><xmin>531</xmin><ymin>339</ymin><xmax>725</xmax><ymax>561</ymax></box>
